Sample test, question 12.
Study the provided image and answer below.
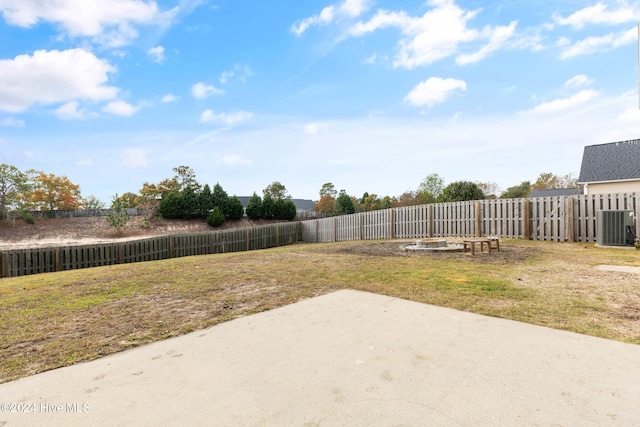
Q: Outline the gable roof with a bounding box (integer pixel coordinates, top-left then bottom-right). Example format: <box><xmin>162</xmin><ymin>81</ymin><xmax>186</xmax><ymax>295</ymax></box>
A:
<box><xmin>529</xmin><ymin>188</ymin><xmax>583</xmax><ymax>198</ymax></box>
<box><xmin>578</xmin><ymin>139</ymin><xmax>640</xmax><ymax>184</ymax></box>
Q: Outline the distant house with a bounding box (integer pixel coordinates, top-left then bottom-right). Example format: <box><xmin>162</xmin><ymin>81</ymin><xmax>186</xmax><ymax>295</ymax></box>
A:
<box><xmin>578</xmin><ymin>139</ymin><xmax>640</xmax><ymax>195</ymax></box>
<box><xmin>528</xmin><ymin>188</ymin><xmax>583</xmax><ymax>198</ymax></box>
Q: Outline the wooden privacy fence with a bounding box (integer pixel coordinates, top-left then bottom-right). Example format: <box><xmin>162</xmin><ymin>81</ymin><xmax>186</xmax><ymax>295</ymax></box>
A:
<box><xmin>301</xmin><ymin>193</ymin><xmax>640</xmax><ymax>244</ymax></box>
<box><xmin>0</xmin><ymin>222</ymin><xmax>300</xmax><ymax>278</ymax></box>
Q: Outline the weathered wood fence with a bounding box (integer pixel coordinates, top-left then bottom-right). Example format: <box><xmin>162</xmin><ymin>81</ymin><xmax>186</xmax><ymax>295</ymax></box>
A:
<box><xmin>2</xmin><ymin>193</ymin><xmax>638</xmax><ymax>278</ymax></box>
<box><xmin>0</xmin><ymin>222</ymin><xmax>300</xmax><ymax>278</ymax></box>
<box><xmin>301</xmin><ymin>193</ymin><xmax>640</xmax><ymax>244</ymax></box>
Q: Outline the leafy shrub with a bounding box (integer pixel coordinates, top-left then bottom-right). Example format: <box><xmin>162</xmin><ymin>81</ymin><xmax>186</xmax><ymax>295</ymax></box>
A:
<box><xmin>274</xmin><ymin>198</ymin><xmax>297</xmax><ymax>220</ymax></box>
<box><xmin>158</xmin><ymin>192</ymin><xmax>182</xmax><ymax>219</ymax></box>
<box><xmin>106</xmin><ymin>194</ymin><xmax>130</xmax><ymax>236</ymax></box>
<box><xmin>206</xmin><ymin>207</ymin><xmax>225</xmax><ymax>227</ymax></box>
<box><xmin>21</xmin><ymin>211</ymin><xmax>35</xmax><ymax>224</ymax></box>
<box><xmin>227</xmin><ymin>196</ymin><xmax>244</xmax><ymax>220</ymax></box>
<box><xmin>180</xmin><ymin>186</ymin><xmax>200</xmax><ymax>219</ymax></box>
<box><xmin>439</xmin><ymin>181</ymin><xmax>485</xmax><ymax>202</ymax></box>
<box><xmin>246</xmin><ymin>192</ymin><xmax>262</xmax><ymax>220</ymax></box>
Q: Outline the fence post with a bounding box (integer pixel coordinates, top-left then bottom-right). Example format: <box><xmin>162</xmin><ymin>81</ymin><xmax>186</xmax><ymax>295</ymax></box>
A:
<box><xmin>1</xmin><ymin>252</ymin><xmax>5</xmax><ymax>278</ymax></box>
<box><xmin>55</xmin><ymin>248</ymin><xmax>60</xmax><ymax>272</ymax></box>
<box><xmin>334</xmin><ymin>218</ymin><xmax>337</xmax><ymax>242</ymax></box>
<box><xmin>523</xmin><ymin>199</ymin><xmax>531</xmax><ymax>240</ymax></box>
<box><xmin>427</xmin><ymin>204</ymin><xmax>433</xmax><ymax>237</ymax></box>
<box><xmin>567</xmin><ymin>197</ymin><xmax>575</xmax><ymax>243</ymax></box>
<box><xmin>359</xmin><ymin>214</ymin><xmax>363</xmax><ymax>240</ymax></box>
<box><xmin>475</xmin><ymin>202</ymin><xmax>482</xmax><ymax>237</ymax></box>
<box><xmin>390</xmin><ymin>209</ymin><xmax>395</xmax><ymax>239</ymax></box>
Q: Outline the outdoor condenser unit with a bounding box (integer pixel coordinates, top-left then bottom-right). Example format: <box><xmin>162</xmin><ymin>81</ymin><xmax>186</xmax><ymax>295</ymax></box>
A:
<box><xmin>596</xmin><ymin>210</ymin><xmax>636</xmax><ymax>246</ymax></box>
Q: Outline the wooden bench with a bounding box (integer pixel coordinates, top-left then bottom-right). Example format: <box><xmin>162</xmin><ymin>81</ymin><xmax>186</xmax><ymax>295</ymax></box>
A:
<box><xmin>463</xmin><ymin>237</ymin><xmax>499</xmax><ymax>255</ymax></box>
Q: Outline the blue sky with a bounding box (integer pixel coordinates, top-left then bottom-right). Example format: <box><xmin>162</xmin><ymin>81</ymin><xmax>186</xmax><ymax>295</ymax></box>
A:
<box><xmin>1</xmin><ymin>0</ymin><xmax>640</xmax><ymax>204</ymax></box>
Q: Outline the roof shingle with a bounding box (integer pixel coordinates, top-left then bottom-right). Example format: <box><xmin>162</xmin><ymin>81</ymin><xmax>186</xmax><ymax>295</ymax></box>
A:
<box><xmin>578</xmin><ymin>139</ymin><xmax>640</xmax><ymax>183</ymax></box>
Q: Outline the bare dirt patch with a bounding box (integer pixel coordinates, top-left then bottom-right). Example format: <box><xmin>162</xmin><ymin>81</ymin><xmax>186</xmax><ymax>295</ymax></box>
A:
<box><xmin>0</xmin><ymin>216</ymin><xmax>286</xmax><ymax>249</ymax></box>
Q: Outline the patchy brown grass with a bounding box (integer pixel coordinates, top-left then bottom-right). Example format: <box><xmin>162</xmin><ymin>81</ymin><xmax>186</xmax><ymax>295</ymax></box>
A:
<box><xmin>1</xmin><ymin>239</ymin><xmax>639</xmax><ymax>383</ymax></box>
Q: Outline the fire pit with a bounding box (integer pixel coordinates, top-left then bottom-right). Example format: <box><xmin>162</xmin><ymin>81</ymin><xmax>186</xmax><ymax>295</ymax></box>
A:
<box><xmin>401</xmin><ymin>239</ymin><xmax>463</xmax><ymax>252</ymax></box>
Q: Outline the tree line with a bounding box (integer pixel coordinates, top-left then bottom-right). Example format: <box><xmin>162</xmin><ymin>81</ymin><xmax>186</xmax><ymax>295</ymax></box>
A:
<box><xmin>1</xmin><ymin>162</ymin><xmax>578</xmax><ymax>223</ymax></box>
<box><xmin>314</xmin><ymin>172</ymin><xmax>579</xmax><ymax>216</ymax></box>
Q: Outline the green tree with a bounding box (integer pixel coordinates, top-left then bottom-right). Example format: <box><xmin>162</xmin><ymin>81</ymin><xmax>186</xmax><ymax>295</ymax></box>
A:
<box><xmin>172</xmin><ymin>165</ymin><xmax>200</xmax><ymax>191</ymax></box>
<box><xmin>379</xmin><ymin>195</ymin><xmax>392</xmax><ymax>210</ymax></box>
<box><xmin>106</xmin><ymin>194</ymin><xmax>130</xmax><ymax>236</ymax></box>
<box><xmin>532</xmin><ymin>172</ymin><xmax>578</xmax><ymax>190</ymax></box>
<box><xmin>439</xmin><ymin>181</ymin><xmax>485</xmax><ymax>202</ymax></box>
<box><xmin>197</xmin><ymin>184</ymin><xmax>214</xmax><ymax>218</ymax></box>
<box><xmin>263</xmin><ymin>181</ymin><xmax>289</xmax><ymax>199</ymax></box>
<box><xmin>158</xmin><ymin>192</ymin><xmax>182</xmax><ymax>219</ymax></box>
<box><xmin>246</xmin><ymin>192</ymin><xmax>263</xmax><ymax>220</ymax></box>
<box><xmin>180</xmin><ymin>186</ymin><xmax>199</xmax><ymax>219</ymax></box>
<box><xmin>262</xmin><ymin>193</ymin><xmax>275</xmax><ymax>219</ymax></box>
<box><xmin>334</xmin><ymin>190</ymin><xmax>355</xmax><ymax>215</ymax></box>
<box><xmin>319</xmin><ymin>182</ymin><xmax>337</xmax><ymax>198</ymax></box>
<box><xmin>211</xmin><ymin>183</ymin><xmax>229</xmax><ymax>216</ymax></box>
<box><xmin>0</xmin><ymin>164</ymin><xmax>30</xmax><ymax>219</ymax></box>
<box><xmin>82</xmin><ymin>195</ymin><xmax>105</xmax><ymax>210</ymax></box>
<box><xmin>501</xmin><ymin>181</ymin><xmax>532</xmax><ymax>199</ymax></box>
<box><xmin>417</xmin><ymin>173</ymin><xmax>444</xmax><ymax>201</ymax></box>
<box><xmin>116</xmin><ymin>192</ymin><xmax>138</xmax><ymax>208</ymax></box>
<box><xmin>206</xmin><ymin>206</ymin><xmax>225</xmax><ymax>227</ymax></box>
<box><xmin>227</xmin><ymin>196</ymin><xmax>245</xmax><ymax>220</ymax></box>
<box><xmin>274</xmin><ymin>198</ymin><xmax>297</xmax><ymax>220</ymax></box>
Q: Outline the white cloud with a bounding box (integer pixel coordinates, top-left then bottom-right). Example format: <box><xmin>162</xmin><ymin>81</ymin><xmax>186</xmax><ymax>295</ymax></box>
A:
<box><xmin>218</xmin><ymin>154</ymin><xmax>252</xmax><ymax>167</ymax></box>
<box><xmin>340</xmin><ymin>0</ymin><xmax>368</xmax><ymax>17</ymax></box>
<box><xmin>303</xmin><ymin>122</ymin><xmax>330</xmax><ymax>134</ymax></box>
<box><xmin>456</xmin><ymin>21</ymin><xmax>517</xmax><ymax>65</ymax></box>
<box><xmin>147</xmin><ymin>45</ymin><xmax>165</xmax><ymax>63</ymax></box>
<box><xmin>564</xmin><ymin>74</ymin><xmax>593</xmax><ymax>89</ymax></box>
<box><xmin>559</xmin><ymin>27</ymin><xmax>636</xmax><ymax>59</ymax></box>
<box><xmin>553</xmin><ymin>1</ymin><xmax>640</xmax><ymax>29</ymax></box>
<box><xmin>103</xmin><ymin>100</ymin><xmax>138</xmax><ymax>116</ymax></box>
<box><xmin>121</xmin><ymin>148</ymin><xmax>148</xmax><ymax>168</ymax></box>
<box><xmin>0</xmin><ymin>48</ymin><xmax>118</xmax><ymax>113</ymax></box>
<box><xmin>191</xmin><ymin>82</ymin><xmax>224</xmax><ymax>99</ymax></box>
<box><xmin>0</xmin><ymin>0</ymin><xmax>178</xmax><ymax>47</ymax></box>
<box><xmin>291</xmin><ymin>0</ymin><xmax>369</xmax><ymax>36</ymax></box>
<box><xmin>528</xmin><ymin>90</ymin><xmax>599</xmax><ymax>114</ymax></box>
<box><xmin>219</xmin><ymin>64</ymin><xmax>253</xmax><ymax>84</ymax></box>
<box><xmin>0</xmin><ymin>117</ymin><xmax>24</xmax><ymax>127</ymax></box>
<box><xmin>199</xmin><ymin>109</ymin><xmax>253</xmax><ymax>126</ymax></box>
<box><xmin>404</xmin><ymin>77</ymin><xmax>467</xmax><ymax>107</ymax></box>
<box><xmin>55</xmin><ymin>101</ymin><xmax>94</xmax><ymax>120</ymax></box>
<box><xmin>161</xmin><ymin>93</ymin><xmax>178</xmax><ymax>103</ymax></box>
<box><xmin>350</xmin><ymin>1</ymin><xmax>484</xmax><ymax>69</ymax></box>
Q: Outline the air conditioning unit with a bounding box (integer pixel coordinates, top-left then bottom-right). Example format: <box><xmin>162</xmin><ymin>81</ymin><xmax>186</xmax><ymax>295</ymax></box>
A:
<box><xmin>596</xmin><ymin>210</ymin><xmax>635</xmax><ymax>246</ymax></box>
